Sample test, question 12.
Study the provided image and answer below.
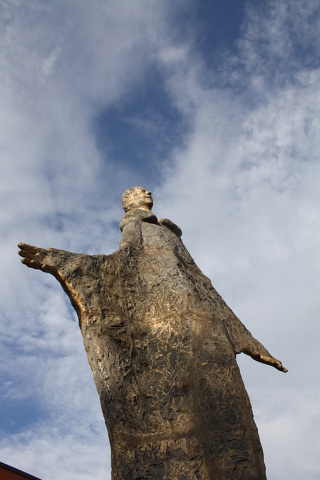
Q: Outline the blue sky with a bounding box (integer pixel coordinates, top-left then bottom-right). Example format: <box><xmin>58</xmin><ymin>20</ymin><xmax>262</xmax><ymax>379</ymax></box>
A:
<box><xmin>1</xmin><ymin>1</ymin><xmax>319</xmax><ymax>479</ymax></box>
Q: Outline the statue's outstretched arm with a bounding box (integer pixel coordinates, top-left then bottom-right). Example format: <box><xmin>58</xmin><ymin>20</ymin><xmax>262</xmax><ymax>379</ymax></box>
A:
<box><xmin>223</xmin><ymin>314</ymin><xmax>288</xmax><ymax>372</ymax></box>
<box><xmin>18</xmin><ymin>242</ymin><xmax>88</xmax><ymax>321</ymax></box>
<box><xmin>18</xmin><ymin>243</ymin><xmax>71</xmax><ymax>275</ymax></box>
<box><xmin>18</xmin><ymin>243</ymin><xmax>64</xmax><ymax>275</ymax></box>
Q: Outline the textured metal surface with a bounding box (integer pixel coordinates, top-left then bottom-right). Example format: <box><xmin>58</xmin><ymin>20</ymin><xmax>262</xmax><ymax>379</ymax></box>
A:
<box><xmin>18</xmin><ymin>188</ymin><xmax>286</xmax><ymax>479</ymax></box>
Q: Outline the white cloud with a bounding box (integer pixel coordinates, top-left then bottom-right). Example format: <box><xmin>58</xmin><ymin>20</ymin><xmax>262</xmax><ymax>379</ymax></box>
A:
<box><xmin>260</xmin><ymin>391</ymin><xmax>320</xmax><ymax>480</ymax></box>
<box><xmin>0</xmin><ymin>426</ymin><xmax>110</xmax><ymax>480</ymax></box>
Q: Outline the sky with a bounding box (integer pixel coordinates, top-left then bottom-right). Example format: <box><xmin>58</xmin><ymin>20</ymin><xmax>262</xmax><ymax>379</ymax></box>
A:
<box><xmin>0</xmin><ymin>0</ymin><xmax>319</xmax><ymax>478</ymax></box>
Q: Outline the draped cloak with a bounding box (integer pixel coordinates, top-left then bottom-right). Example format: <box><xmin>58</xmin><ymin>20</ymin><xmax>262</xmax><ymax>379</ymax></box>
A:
<box><xmin>39</xmin><ymin>212</ymin><xmax>274</xmax><ymax>479</ymax></box>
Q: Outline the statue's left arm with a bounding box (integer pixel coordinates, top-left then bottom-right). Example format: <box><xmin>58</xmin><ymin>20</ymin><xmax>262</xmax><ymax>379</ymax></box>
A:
<box><xmin>222</xmin><ymin>312</ymin><xmax>288</xmax><ymax>372</ymax></box>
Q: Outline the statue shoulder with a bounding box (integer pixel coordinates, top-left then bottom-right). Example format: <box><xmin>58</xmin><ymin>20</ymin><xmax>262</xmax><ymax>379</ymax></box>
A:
<box><xmin>158</xmin><ymin>218</ymin><xmax>182</xmax><ymax>238</ymax></box>
<box><xmin>119</xmin><ymin>209</ymin><xmax>158</xmax><ymax>232</ymax></box>
<box><xmin>119</xmin><ymin>209</ymin><xmax>182</xmax><ymax>238</ymax></box>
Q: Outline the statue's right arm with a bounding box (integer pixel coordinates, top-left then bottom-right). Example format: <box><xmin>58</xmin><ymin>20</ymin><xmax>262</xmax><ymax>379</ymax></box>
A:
<box><xmin>18</xmin><ymin>243</ymin><xmax>72</xmax><ymax>275</ymax></box>
<box><xmin>18</xmin><ymin>242</ymin><xmax>97</xmax><ymax>325</ymax></box>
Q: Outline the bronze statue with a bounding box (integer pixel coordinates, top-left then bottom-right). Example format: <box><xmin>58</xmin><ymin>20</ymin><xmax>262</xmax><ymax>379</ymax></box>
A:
<box><xmin>19</xmin><ymin>186</ymin><xmax>287</xmax><ymax>479</ymax></box>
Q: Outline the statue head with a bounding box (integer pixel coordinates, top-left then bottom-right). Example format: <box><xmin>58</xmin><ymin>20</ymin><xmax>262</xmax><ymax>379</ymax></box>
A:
<box><xmin>122</xmin><ymin>187</ymin><xmax>153</xmax><ymax>213</ymax></box>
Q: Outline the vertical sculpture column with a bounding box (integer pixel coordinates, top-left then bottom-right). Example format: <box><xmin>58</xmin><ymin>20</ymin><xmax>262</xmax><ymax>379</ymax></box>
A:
<box><xmin>19</xmin><ymin>186</ymin><xmax>287</xmax><ymax>479</ymax></box>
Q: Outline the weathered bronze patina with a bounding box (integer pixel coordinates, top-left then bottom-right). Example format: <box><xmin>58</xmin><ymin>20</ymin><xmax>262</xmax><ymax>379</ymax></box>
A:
<box><xmin>19</xmin><ymin>187</ymin><xmax>287</xmax><ymax>479</ymax></box>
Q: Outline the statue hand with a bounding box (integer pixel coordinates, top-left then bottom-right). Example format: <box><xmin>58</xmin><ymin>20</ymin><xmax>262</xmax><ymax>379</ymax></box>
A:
<box><xmin>222</xmin><ymin>317</ymin><xmax>288</xmax><ymax>373</ymax></box>
<box><xmin>18</xmin><ymin>243</ymin><xmax>59</xmax><ymax>274</ymax></box>
<box><xmin>258</xmin><ymin>353</ymin><xmax>288</xmax><ymax>373</ymax></box>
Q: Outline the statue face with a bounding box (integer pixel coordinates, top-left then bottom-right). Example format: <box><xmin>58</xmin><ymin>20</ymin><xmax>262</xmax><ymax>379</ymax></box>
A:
<box><xmin>134</xmin><ymin>188</ymin><xmax>153</xmax><ymax>210</ymax></box>
<box><xmin>122</xmin><ymin>187</ymin><xmax>153</xmax><ymax>212</ymax></box>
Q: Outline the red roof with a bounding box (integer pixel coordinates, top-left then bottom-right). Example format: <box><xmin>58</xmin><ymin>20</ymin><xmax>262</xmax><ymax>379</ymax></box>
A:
<box><xmin>0</xmin><ymin>462</ymin><xmax>41</xmax><ymax>480</ymax></box>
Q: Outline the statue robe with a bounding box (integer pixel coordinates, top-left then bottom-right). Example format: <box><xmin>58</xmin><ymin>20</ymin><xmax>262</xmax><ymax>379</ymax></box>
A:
<box><xmin>43</xmin><ymin>213</ymin><xmax>273</xmax><ymax>479</ymax></box>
